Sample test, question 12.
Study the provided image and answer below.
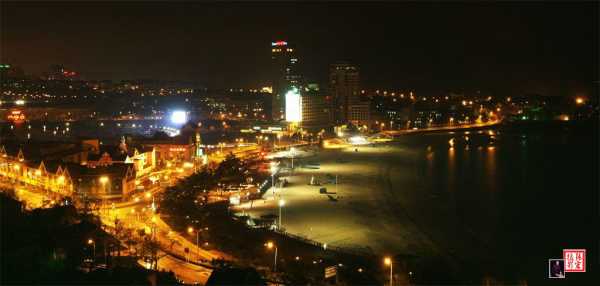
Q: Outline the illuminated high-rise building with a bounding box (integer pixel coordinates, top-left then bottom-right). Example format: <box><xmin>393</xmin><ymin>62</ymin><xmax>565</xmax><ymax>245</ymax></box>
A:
<box><xmin>300</xmin><ymin>84</ymin><xmax>332</xmax><ymax>130</ymax></box>
<box><xmin>270</xmin><ymin>40</ymin><xmax>302</xmax><ymax>121</ymax></box>
<box><xmin>329</xmin><ymin>62</ymin><xmax>360</xmax><ymax>123</ymax></box>
<box><xmin>47</xmin><ymin>64</ymin><xmax>78</xmax><ymax>80</ymax></box>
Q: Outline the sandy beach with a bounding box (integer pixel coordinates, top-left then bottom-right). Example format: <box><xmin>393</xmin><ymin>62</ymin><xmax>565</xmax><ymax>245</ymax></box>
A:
<box><xmin>237</xmin><ymin>144</ymin><xmax>441</xmax><ymax>258</ymax></box>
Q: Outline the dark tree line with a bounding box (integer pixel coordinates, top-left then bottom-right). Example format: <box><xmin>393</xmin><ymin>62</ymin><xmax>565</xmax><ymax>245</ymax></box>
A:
<box><xmin>0</xmin><ymin>192</ymin><xmax>179</xmax><ymax>285</ymax></box>
<box><xmin>159</xmin><ymin>153</ymin><xmax>246</xmax><ymax>218</ymax></box>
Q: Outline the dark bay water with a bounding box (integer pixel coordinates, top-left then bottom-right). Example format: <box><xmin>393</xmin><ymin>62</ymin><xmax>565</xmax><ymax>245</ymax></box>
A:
<box><xmin>389</xmin><ymin>121</ymin><xmax>597</xmax><ymax>284</ymax></box>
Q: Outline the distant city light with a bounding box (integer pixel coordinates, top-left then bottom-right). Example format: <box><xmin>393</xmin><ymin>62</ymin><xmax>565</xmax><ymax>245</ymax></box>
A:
<box><xmin>170</xmin><ymin>110</ymin><xmax>187</xmax><ymax>124</ymax></box>
<box><xmin>261</xmin><ymin>86</ymin><xmax>273</xmax><ymax>93</ymax></box>
<box><xmin>15</xmin><ymin>99</ymin><xmax>25</xmax><ymax>105</ymax></box>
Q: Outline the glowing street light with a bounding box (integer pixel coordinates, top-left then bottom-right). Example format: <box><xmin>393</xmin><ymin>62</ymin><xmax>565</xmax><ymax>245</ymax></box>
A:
<box><xmin>265</xmin><ymin>241</ymin><xmax>278</xmax><ymax>272</ymax></box>
<box><xmin>384</xmin><ymin>257</ymin><xmax>393</xmax><ymax>286</ymax></box>
<box><xmin>290</xmin><ymin>147</ymin><xmax>296</xmax><ymax>169</ymax></box>
<box><xmin>88</xmin><ymin>239</ymin><xmax>96</xmax><ymax>262</ymax></box>
<box><xmin>575</xmin><ymin>97</ymin><xmax>585</xmax><ymax>105</ymax></box>
<box><xmin>98</xmin><ymin>176</ymin><xmax>109</xmax><ymax>194</ymax></box>
<box><xmin>270</xmin><ymin>162</ymin><xmax>278</xmax><ymax>196</ymax></box>
<box><xmin>57</xmin><ymin>175</ymin><xmax>65</xmax><ymax>185</ymax></box>
<box><xmin>278</xmin><ymin>199</ymin><xmax>285</xmax><ymax>229</ymax></box>
<box><xmin>188</xmin><ymin>226</ymin><xmax>200</xmax><ymax>261</ymax></box>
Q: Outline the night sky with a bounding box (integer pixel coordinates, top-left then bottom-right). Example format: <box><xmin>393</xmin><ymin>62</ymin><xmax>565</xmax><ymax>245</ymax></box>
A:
<box><xmin>1</xmin><ymin>2</ymin><xmax>597</xmax><ymax>95</ymax></box>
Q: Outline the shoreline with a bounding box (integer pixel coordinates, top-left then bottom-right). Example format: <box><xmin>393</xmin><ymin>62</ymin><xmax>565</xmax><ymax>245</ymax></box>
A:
<box><xmin>235</xmin><ymin>138</ymin><xmax>502</xmax><ymax>281</ymax></box>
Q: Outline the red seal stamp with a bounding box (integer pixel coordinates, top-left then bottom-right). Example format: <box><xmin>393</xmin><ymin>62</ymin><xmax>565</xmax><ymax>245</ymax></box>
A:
<box><xmin>563</xmin><ymin>249</ymin><xmax>586</xmax><ymax>272</ymax></box>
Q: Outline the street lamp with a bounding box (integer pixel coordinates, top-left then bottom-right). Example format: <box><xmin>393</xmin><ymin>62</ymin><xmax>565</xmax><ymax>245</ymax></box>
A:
<box><xmin>57</xmin><ymin>175</ymin><xmax>65</xmax><ymax>185</ymax></box>
<box><xmin>187</xmin><ymin>226</ymin><xmax>199</xmax><ymax>262</ymax></box>
<box><xmin>290</xmin><ymin>147</ymin><xmax>296</xmax><ymax>169</ymax></box>
<box><xmin>265</xmin><ymin>241</ymin><xmax>278</xmax><ymax>272</ymax></box>
<box><xmin>270</xmin><ymin>162</ymin><xmax>277</xmax><ymax>196</ymax></box>
<box><xmin>384</xmin><ymin>257</ymin><xmax>393</xmax><ymax>286</ymax></box>
<box><xmin>99</xmin><ymin>176</ymin><xmax>109</xmax><ymax>195</ymax></box>
<box><xmin>278</xmin><ymin>199</ymin><xmax>285</xmax><ymax>229</ymax></box>
<box><xmin>88</xmin><ymin>239</ymin><xmax>96</xmax><ymax>262</ymax></box>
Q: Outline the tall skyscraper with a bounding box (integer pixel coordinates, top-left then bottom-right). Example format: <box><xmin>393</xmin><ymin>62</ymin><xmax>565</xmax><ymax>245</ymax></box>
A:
<box><xmin>270</xmin><ymin>40</ymin><xmax>302</xmax><ymax>121</ymax></box>
<box><xmin>329</xmin><ymin>62</ymin><xmax>360</xmax><ymax>123</ymax></box>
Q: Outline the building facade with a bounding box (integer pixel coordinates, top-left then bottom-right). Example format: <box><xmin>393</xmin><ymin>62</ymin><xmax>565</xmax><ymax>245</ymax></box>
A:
<box><xmin>300</xmin><ymin>85</ymin><xmax>332</xmax><ymax>130</ymax></box>
<box><xmin>69</xmin><ymin>163</ymin><xmax>137</xmax><ymax>200</ymax></box>
<box><xmin>329</xmin><ymin>62</ymin><xmax>360</xmax><ymax>123</ymax></box>
<box><xmin>0</xmin><ymin>141</ymin><xmax>139</xmax><ymax>201</ymax></box>
<box><xmin>0</xmin><ymin>148</ymin><xmax>74</xmax><ymax>197</ymax></box>
<box><xmin>348</xmin><ymin>102</ymin><xmax>370</xmax><ymax>126</ymax></box>
<box><xmin>136</xmin><ymin>131</ymin><xmax>201</xmax><ymax>167</ymax></box>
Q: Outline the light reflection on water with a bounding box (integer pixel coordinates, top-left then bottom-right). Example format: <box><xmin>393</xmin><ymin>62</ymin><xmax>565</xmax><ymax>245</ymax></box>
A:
<box><xmin>396</xmin><ymin>123</ymin><xmax>596</xmax><ymax>283</ymax></box>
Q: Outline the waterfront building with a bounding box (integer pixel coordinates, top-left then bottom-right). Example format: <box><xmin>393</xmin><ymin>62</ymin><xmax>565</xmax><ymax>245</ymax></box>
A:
<box><xmin>329</xmin><ymin>62</ymin><xmax>361</xmax><ymax>123</ymax></box>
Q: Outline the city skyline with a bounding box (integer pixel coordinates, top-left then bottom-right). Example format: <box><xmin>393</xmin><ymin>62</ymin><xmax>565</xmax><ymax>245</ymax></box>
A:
<box><xmin>1</xmin><ymin>2</ymin><xmax>597</xmax><ymax>285</ymax></box>
<box><xmin>1</xmin><ymin>2</ymin><xmax>597</xmax><ymax>96</ymax></box>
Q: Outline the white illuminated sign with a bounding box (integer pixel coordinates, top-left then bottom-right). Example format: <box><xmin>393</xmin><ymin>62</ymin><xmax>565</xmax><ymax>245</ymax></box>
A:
<box><xmin>285</xmin><ymin>88</ymin><xmax>302</xmax><ymax>122</ymax></box>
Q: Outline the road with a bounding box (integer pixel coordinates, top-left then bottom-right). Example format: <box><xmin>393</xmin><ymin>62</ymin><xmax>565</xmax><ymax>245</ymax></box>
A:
<box><xmin>1</xmin><ymin>163</ymin><xmax>230</xmax><ymax>285</ymax></box>
<box><xmin>381</xmin><ymin>120</ymin><xmax>501</xmax><ymax>136</ymax></box>
<box><xmin>145</xmin><ymin>252</ymin><xmax>212</xmax><ymax>285</ymax></box>
<box><xmin>1</xmin><ymin>180</ymin><xmax>49</xmax><ymax>209</ymax></box>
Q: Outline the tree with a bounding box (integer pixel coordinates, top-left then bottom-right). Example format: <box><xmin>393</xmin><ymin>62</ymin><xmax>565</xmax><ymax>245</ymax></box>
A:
<box><xmin>215</xmin><ymin>153</ymin><xmax>245</xmax><ymax>185</ymax></box>
<box><xmin>158</xmin><ymin>169</ymin><xmax>217</xmax><ymax>225</ymax></box>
